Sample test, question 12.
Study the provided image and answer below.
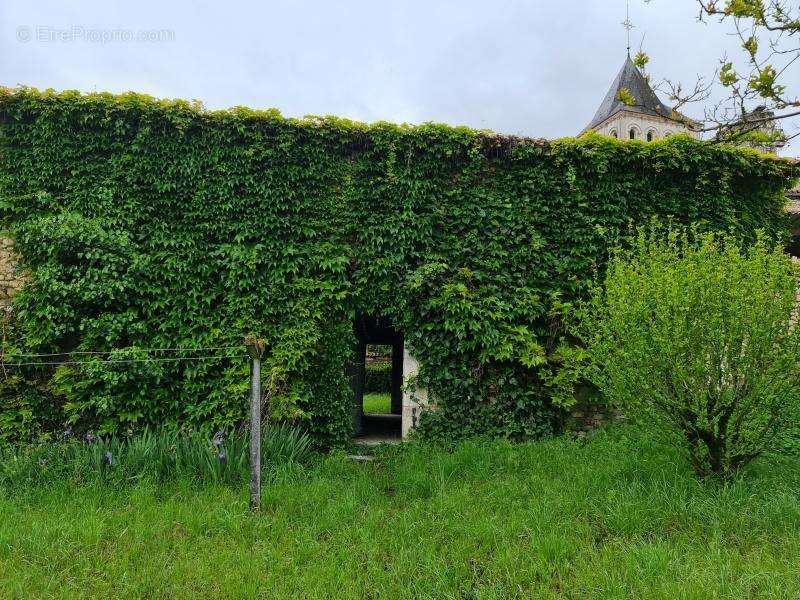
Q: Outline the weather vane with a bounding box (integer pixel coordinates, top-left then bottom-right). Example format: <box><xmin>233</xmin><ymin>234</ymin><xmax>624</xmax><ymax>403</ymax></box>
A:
<box><xmin>622</xmin><ymin>0</ymin><xmax>636</xmax><ymax>56</ymax></box>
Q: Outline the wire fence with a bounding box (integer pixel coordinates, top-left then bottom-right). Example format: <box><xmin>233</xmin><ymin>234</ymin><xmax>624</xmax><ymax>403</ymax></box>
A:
<box><xmin>0</xmin><ymin>335</ymin><xmax>268</xmax><ymax>511</ymax></box>
<box><xmin>7</xmin><ymin>346</ymin><xmax>243</xmax><ymax>356</ymax></box>
<box><xmin>0</xmin><ymin>346</ymin><xmax>249</xmax><ymax>368</ymax></box>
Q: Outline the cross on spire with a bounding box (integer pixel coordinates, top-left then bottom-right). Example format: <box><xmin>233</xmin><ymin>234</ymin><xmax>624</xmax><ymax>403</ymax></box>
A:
<box><xmin>622</xmin><ymin>0</ymin><xmax>635</xmax><ymax>56</ymax></box>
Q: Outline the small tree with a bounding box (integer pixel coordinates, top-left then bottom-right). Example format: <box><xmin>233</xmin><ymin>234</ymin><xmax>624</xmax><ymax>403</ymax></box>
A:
<box><xmin>644</xmin><ymin>0</ymin><xmax>800</xmax><ymax>144</ymax></box>
<box><xmin>582</xmin><ymin>226</ymin><xmax>800</xmax><ymax>480</ymax></box>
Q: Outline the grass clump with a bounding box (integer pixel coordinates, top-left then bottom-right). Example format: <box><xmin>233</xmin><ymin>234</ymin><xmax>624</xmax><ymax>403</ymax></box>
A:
<box><xmin>0</xmin><ymin>423</ymin><xmax>314</xmax><ymax>488</ymax></box>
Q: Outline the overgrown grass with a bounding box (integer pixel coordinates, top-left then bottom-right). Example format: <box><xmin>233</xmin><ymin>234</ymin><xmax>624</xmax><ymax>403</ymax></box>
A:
<box><xmin>0</xmin><ymin>423</ymin><xmax>314</xmax><ymax>488</ymax></box>
<box><xmin>1</xmin><ymin>428</ymin><xmax>798</xmax><ymax>598</ymax></box>
<box><xmin>363</xmin><ymin>392</ymin><xmax>391</xmax><ymax>414</ymax></box>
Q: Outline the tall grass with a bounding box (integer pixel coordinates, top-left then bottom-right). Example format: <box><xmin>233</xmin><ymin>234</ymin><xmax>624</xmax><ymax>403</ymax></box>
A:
<box><xmin>0</xmin><ymin>423</ymin><xmax>314</xmax><ymax>488</ymax></box>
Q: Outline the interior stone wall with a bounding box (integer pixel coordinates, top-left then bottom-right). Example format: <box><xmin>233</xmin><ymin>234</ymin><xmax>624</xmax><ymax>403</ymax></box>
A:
<box><xmin>401</xmin><ymin>345</ymin><xmax>429</xmax><ymax>438</ymax></box>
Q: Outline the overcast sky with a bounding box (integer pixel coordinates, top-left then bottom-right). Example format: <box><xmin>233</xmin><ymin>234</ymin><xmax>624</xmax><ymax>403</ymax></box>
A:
<box><xmin>2</xmin><ymin>0</ymin><xmax>798</xmax><ymax>155</ymax></box>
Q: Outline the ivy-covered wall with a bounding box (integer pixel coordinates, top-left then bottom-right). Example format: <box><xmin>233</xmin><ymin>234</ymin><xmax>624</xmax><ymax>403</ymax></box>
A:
<box><xmin>0</xmin><ymin>87</ymin><xmax>795</xmax><ymax>446</ymax></box>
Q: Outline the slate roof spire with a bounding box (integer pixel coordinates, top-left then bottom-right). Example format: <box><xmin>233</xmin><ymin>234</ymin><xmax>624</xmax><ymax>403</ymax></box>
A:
<box><xmin>583</xmin><ymin>55</ymin><xmax>694</xmax><ymax>133</ymax></box>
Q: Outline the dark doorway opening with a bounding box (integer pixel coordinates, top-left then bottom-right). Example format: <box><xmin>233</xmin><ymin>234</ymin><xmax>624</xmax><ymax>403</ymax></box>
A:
<box><xmin>788</xmin><ymin>211</ymin><xmax>800</xmax><ymax>258</ymax></box>
<box><xmin>351</xmin><ymin>315</ymin><xmax>403</xmax><ymax>442</ymax></box>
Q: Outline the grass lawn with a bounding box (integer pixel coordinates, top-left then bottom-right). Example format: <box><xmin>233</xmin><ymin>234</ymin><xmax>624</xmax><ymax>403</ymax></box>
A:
<box><xmin>1</xmin><ymin>430</ymin><xmax>799</xmax><ymax>598</ymax></box>
<box><xmin>363</xmin><ymin>392</ymin><xmax>391</xmax><ymax>414</ymax></box>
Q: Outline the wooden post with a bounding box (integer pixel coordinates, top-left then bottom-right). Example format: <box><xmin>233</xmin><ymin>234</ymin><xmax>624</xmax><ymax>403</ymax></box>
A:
<box><xmin>245</xmin><ymin>336</ymin><xmax>265</xmax><ymax>512</ymax></box>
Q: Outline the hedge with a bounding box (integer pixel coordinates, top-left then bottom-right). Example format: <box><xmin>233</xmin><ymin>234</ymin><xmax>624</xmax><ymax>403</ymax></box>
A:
<box><xmin>0</xmin><ymin>87</ymin><xmax>795</xmax><ymax>446</ymax></box>
<box><xmin>365</xmin><ymin>363</ymin><xmax>392</xmax><ymax>394</ymax></box>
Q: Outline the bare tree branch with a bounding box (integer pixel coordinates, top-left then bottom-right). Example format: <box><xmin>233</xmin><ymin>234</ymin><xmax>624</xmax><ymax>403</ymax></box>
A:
<box><xmin>644</xmin><ymin>1</ymin><xmax>800</xmax><ymax>149</ymax></box>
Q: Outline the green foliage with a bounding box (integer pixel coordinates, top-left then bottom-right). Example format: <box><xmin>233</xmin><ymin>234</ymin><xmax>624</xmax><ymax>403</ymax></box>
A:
<box><xmin>12</xmin><ymin>211</ymin><xmax>140</xmax><ymax>346</ymax></box>
<box><xmin>364</xmin><ymin>363</ymin><xmax>392</xmax><ymax>394</ymax></box>
<box><xmin>581</xmin><ymin>225</ymin><xmax>800</xmax><ymax>480</ymax></box>
<box><xmin>616</xmin><ymin>87</ymin><xmax>636</xmax><ymax>106</ymax></box>
<box><xmin>742</xmin><ymin>35</ymin><xmax>759</xmax><ymax>57</ymax></box>
<box><xmin>362</xmin><ymin>392</ymin><xmax>390</xmax><ymax>414</ymax></box>
<box><xmin>0</xmin><ymin>87</ymin><xmax>794</xmax><ymax>446</ymax></box>
<box><xmin>724</xmin><ymin>0</ymin><xmax>768</xmax><ymax>21</ymax></box>
<box><xmin>0</xmin><ymin>375</ymin><xmax>60</xmax><ymax>444</ymax></box>
<box><xmin>2</xmin><ymin>430</ymin><xmax>800</xmax><ymax>597</ymax></box>
<box><xmin>0</xmin><ymin>423</ymin><xmax>314</xmax><ymax>488</ymax></box>
<box><xmin>720</xmin><ymin>62</ymin><xmax>738</xmax><ymax>87</ymax></box>
<box><xmin>749</xmin><ymin>64</ymin><xmax>786</xmax><ymax>99</ymax></box>
<box><xmin>731</xmin><ymin>128</ymin><xmax>786</xmax><ymax>148</ymax></box>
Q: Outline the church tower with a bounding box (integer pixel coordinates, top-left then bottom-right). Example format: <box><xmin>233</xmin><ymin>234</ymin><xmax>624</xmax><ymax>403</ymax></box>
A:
<box><xmin>581</xmin><ymin>55</ymin><xmax>701</xmax><ymax>141</ymax></box>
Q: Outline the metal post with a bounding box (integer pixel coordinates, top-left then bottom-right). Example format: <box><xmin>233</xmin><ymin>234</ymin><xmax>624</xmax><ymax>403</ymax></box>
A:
<box><xmin>245</xmin><ymin>336</ymin><xmax>265</xmax><ymax>512</ymax></box>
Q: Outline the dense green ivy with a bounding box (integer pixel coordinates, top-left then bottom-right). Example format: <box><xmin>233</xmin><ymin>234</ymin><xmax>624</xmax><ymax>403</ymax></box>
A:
<box><xmin>0</xmin><ymin>87</ymin><xmax>795</xmax><ymax>446</ymax></box>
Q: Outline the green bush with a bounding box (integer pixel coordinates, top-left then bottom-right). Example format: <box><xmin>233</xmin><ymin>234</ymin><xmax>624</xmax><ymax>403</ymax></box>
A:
<box><xmin>581</xmin><ymin>226</ymin><xmax>800</xmax><ymax>480</ymax></box>
<box><xmin>364</xmin><ymin>363</ymin><xmax>392</xmax><ymax>393</ymax></box>
<box><xmin>0</xmin><ymin>375</ymin><xmax>60</xmax><ymax>444</ymax></box>
<box><xmin>0</xmin><ymin>423</ymin><xmax>315</xmax><ymax>488</ymax></box>
<box><xmin>0</xmin><ymin>88</ymin><xmax>795</xmax><ymax>446</ymax></box>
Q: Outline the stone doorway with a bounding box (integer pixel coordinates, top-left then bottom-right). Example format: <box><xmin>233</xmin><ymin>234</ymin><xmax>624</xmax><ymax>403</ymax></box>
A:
<box><xmin>351</xmin><ymin>315</ymin><xmax>403</xmax><ymax>442</ymax></box>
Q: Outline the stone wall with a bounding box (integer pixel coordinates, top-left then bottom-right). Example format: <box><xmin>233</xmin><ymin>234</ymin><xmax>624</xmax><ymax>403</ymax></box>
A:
<box><xmin>0</xmin><ymin>236</ymin><xmax>24</xmax><ymax>314</ymax></box>
<box><xmin>567</xmin><ymin>384</ymin><xmax>623</xmax><ymax>434</ymax></box>
<box><xmin>401</xmin><ymin>345</ymin><xmax>429</xmax><ymax>438</ymax></box>
<box><xmin>570</xmin><ymin>400</ymin><xmax>623</xmax><ymax>434</ymax></box>
<box><xmin>593</xmin><ymin>110</ymin><xmax>701</xmax><ymax>142</ymax></box>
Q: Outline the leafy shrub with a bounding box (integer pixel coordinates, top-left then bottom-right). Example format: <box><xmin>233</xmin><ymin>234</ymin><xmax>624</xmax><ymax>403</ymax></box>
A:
<box><xmin>0</xmin><ymin>88</ymin><xmax>794</xmax><ymax>446</ymax></box>
<box><xmin>364</xmin><ymin>363</ymin><xmax>392</xmax><ymax>393</ymax></box>
<box><xmin>0</xmin><ymin>375</ymin><xmax>60</xmax><ymax>444</ymax></box>
<box><xmin>0</xmin><ymin>423</ymin><xmax>314</xmax><ymax>488</ymax></box>
<box><xmin>12</xmin><ymin>212</ymin><xmax>140</xmax><ymax>346</ymax></box>
<box><xmin>581</xmin><ymin>226</ymin><xmax>800</xmax><ymax>480</ymax></box>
